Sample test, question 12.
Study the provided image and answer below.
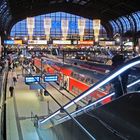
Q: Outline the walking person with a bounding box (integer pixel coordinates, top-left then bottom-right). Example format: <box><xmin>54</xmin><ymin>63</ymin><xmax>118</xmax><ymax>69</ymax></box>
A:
<box><xmin>13</xmin><ymin>77</ymin><xmax>17</xmax><ymax>86</ymax></box>
<box><xmin>9</xmin><ymin>86</ymin><xmax>14</xmax><ymax>97</ymax></box>
<box><xmin>64</xmin><ymin>81</ymin><xmax>67</xmax><ymax>89</ymax></box>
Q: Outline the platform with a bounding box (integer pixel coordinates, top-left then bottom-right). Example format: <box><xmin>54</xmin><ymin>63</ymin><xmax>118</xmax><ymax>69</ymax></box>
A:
<box><xmin>6</xmin><ymin>66</ymin><xmax>85</xmax><ymax>140</ymax></box>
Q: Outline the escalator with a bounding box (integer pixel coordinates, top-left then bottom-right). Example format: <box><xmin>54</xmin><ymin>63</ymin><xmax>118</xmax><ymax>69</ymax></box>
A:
<box><xmin>38</xmin><ymin>57</ymin><xmax>140</xmax><ymax>140</ymax></box>
<box><xmin>42</xmin><ymin>92</ymin><xmax>139</xmax><ymax>140</ymax></box>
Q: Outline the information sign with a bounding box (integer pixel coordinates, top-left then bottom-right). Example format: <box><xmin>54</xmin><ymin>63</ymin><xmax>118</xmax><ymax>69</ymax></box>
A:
<box><xmin>44</xmin><ymin>75</ymin><xmax>58</xmax><ymax>82</ymax></box>
<box><xmin>25</xmin><ymin>76</ymin><xmax>40</xmax><ymax>83</ymax></box>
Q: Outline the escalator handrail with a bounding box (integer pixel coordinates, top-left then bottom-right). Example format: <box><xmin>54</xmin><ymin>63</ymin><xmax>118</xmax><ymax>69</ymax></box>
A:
<box><xmin>58</xmin><ymin>78</ymin><xmax>140</xmax><ymax>123</ymax></box>
<box><xmin>40</xmin><ymin>56</ymin><xmax>140</xmax><ymax>124</ymax></box>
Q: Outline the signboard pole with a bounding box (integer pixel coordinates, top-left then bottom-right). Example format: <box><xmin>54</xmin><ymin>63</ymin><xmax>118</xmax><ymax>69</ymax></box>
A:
<box><xmin>40</xmin><ymin>58</ymin><xmax>44</xmax><ymax>101</ymax></box>
<box><xmin>41</xmin><ymin>58</ymin><xmax>43</xmax><ymax>78</ymax></box>
<box><xmin>62</xmin><ymin>50</ymin><xmax>65</xmax><ymax>89</ymax></box>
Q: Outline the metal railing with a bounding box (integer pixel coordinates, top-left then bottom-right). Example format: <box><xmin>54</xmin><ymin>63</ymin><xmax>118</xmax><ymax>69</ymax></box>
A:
<box><xmin>0</xmin><ymin>67</ymin><xmax>8</xmax><ymax>140</ymax></box>
<box><xmin>57</xmin><ymin>78</ymin><xmax>140</xmax><ymax>124</ymax></box>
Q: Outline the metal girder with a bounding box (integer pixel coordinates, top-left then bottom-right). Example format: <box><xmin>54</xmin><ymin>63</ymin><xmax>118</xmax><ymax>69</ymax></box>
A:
<box><xmin>113</xmin><ymin>20</ymin><xmax>122</xmax><ymax>34</ymax></box>
<box><xmin>1</xmin><ymin>0</ymin><xmax>140</xmax><ymax>36</ymax></box>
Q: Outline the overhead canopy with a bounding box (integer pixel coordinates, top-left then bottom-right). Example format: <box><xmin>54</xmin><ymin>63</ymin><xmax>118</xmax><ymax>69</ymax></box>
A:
<box><xmin>0</xmin><ymin>0</ymin><xmax>140</xmax><ymax>36</ymax></box>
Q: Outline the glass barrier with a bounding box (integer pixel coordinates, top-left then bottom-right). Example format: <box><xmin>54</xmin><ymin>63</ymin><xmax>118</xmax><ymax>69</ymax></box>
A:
<box><xmin>39</xmin><ymin>56</ymin><xmax>140</xmax><ymax>129</ymax></box>
<box><xmin>23</xmin><ymin>56</ymin><xmax>140</xmax><ymax>139</ymax></box>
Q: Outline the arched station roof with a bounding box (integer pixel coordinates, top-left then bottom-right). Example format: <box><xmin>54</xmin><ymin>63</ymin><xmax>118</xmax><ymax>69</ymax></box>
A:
<box><xmin>0</xmin><ymin>0</ymin><xmax>140</xmax><ymax>36</ymax></box>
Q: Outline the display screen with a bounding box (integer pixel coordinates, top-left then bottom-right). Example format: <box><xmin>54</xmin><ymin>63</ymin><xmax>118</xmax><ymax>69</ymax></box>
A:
<box><xmin>44</xmin><ymin>75</ymin><xmax>58</xmax><ymax>82</ymax></box>
<box><xmin>25</xmin><ymin>76</ymin><xmax>40</xmax><ymax>83</ymax></box>
<box><xmin>4</xmin><ymin>40</ymin><xmax>14</xmax><ymax>45</ymax></box>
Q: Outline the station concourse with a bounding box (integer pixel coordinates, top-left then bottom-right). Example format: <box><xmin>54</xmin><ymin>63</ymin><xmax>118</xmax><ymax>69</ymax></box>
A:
<box><xmin>0</xmin><ymin>0</ymin><xmax>140</xmax><ymax>140</ymax></box>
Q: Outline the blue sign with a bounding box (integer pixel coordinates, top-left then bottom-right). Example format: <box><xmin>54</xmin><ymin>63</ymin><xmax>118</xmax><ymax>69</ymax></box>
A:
<box><xmin>69</xmin><ymin>21</ymin><xmax>77</xmax><ymax>29</ymax></box>
<box><xmin>52</xmin><ymin>21</ymin><xmax>61</xmax><ymax>28</ymax></box>
<box><xmin>51</xmin><ymin>21</ymin><xmax>77</xmax><ymax>29</ymax></box>
<box><xmin>25</xmin><ymin>76</ymin><xmax>40</xmax><ymax>83</ymax></box>
<box><xmin>4</xmin><ymin>40</ymin><xmax>14</xmax><ymax>45</ymax></box>
<box><xmin>44</xmin><ymin>75</ymin><xmax>58</xmax><ymax>82</ymax></box>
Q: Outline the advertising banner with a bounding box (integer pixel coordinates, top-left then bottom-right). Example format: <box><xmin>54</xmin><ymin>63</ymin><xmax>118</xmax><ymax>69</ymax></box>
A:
<box><xmin>27</xmin><ymin>17</ymin><xmax>35</xmax><ymax>28</ymax></box>
<box><xmin>44</xmin><ymin>18</ymin><xmax>51</xmax><ymax>39</ymax></box>
<box><xmin>61</xmin><ymin>19</ymin><xmax>69</xmax><ymax>38</ymax></box>
<box><xmin>78</xmin><ymin>19</ymin><xmax>86</xmax><ymax>28</ymax></box>
<box><xmin>93</xmin><ymin>19</ymin><xmax>101</xmax><ymax>29</ymax></box>
<box><xmin>27</xmin><ymin>28</ymin><xmax>34</xmax><ymax>35</ymax></box>
<box><xmin>44</xmin><ymin>18</ymin><xmax>52</xmax><ymax>28</ymax></box>
<box><xmin>61</xmin><ymin>19</ymin><xmax>69</xmax><ymax>29</ymax></box>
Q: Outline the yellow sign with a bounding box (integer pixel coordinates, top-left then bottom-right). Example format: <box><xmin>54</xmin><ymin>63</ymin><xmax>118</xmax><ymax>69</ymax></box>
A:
<box><xmin>14</xmin><ymin>40</ymin><xmax>22</xmax><ymax>45</ymax></box>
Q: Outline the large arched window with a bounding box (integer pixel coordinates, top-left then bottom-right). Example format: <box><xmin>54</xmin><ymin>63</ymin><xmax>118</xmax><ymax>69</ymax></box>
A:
<box><xmin>109</xmin><ymin>20</ymin><xmax>119</xmax><ymax>34</ymax></box>
<box><xmin>132</xmin><ymin>13</ymin><xmax>140</xmax><ymax>31</ymax></box>
<box><xmin>10</xmin><ymin>12</ymin><xmax>107</xmax><ymax>39</ymax></box>
<box><xmin>109</xmin><ymin>11</ymin><xmax>140</xmax><ymax>35</ymax></box>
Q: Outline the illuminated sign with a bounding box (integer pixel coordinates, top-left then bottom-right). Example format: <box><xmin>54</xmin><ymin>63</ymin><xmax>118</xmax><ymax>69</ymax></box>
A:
<box><xmin>44</xmin><ymin>75</ymin><xmax>58</xmax><ymax>82</ymax></box>
<box><xmin>99</xmin><ymin>41</ymin><xmax>105</xmax><ymax>46</ymax></box>
<box><xmin>72</xmin><ymin>40</ymin><xmax>78</xmax><ymax>45</ymax></box>
<box><xmin>51</xmin><ymin>21</ymin><xmax>77</xmax><ymax>29</ymax></box>
<box><xmin>4</xmin><ymin>40</ymin><xmax>14</xmax><ymax>45</ymax></box>
<box><xmin>78</xmin><ymin>41</ymin><xmax>93</xmax><ymax>45</ymax></box>
<box><xmin>105</xmin><ymin>41</ymin><xmax>115</xmax><ymax>45</ymax></box>
<box><xmin>14</xmin><ymin>40</ymin><xmax>22</xmax><ymax>45</ymax></box>
<box><xmin>25</xmin><ymin>76</ymin><xmax>40</xmax><ymax>83</ymax></box>
<box><xmin>124</xmin><ymin>42</ymin><xmax>133</xmax><ymax>46</ymax></box>
<box><xmin>53</xmin><ymin>40</ymin><xmax>71</xmax><ymax>45</ymax></box>
<box><xmin>28</xmin><ymin>40</ymin><xmax>47</xmax><ymax>44</ymax></box>
<box><xmin>4</xmin><ymin>40</ymin><xmax>22</xmax><ymax>45</ymax></box>
<box><xmin>99</xmin><ymin>41</ymin><xmax>115</xmax><ymax>46</ymax></box>
<box><xmin>37</xmin><ymin>40</ymin><xmax>47</xmax><ymax>44</ymax></box>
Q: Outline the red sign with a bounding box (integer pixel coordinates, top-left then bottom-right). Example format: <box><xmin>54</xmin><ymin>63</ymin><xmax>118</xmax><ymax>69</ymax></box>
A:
<box><xmin>78</xmin><ymin>41</ymin><xmax>93</xmax><ymax>45</ymax></box>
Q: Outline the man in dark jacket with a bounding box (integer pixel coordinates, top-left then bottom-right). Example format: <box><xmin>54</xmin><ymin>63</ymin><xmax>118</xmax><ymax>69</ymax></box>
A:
<box><xmin>9</xmin><ymin>86</ymin><xmax>14</xmax><ymax>97</ymax></box>
<box><xmin>13</xmin><ymin>77</ymin><xmax>17</xmax><ymax>86</ymax></box>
